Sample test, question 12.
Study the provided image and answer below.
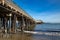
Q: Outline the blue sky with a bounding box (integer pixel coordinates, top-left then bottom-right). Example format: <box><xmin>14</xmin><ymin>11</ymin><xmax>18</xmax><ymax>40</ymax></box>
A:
<box><xmin>13</xmin><ymin>0</ymin><xmax>60</xmax><ymax>23</ymax></box>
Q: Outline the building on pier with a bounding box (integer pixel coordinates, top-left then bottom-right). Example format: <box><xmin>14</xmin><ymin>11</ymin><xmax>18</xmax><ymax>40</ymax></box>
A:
<box><xmin>36</xmin><ymin>20</ymin><xmax>43</xmax><ymax>24</ymax></box>
<box><xmin>0</xmin><ymin>0</ymin><xmax>36</xmax><ymax>33</ymax></box>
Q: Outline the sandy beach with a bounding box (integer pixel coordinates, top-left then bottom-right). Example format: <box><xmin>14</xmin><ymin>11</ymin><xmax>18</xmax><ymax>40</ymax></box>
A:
<box><xmin>0</xmin><ymin>32</ymin><xmax>60</xmax><ymax>40</ymax></box>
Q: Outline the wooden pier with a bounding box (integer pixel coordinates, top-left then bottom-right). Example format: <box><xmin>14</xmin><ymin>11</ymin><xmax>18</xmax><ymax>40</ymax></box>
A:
<box><xmin>0</xmin><ymin>0</ymin><xmax>36</xmax><ymax>33</ymax></box>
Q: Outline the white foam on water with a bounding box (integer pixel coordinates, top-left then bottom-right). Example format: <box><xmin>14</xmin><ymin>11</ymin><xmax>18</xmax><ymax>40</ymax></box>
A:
<box><xmin>24</xmin><ymin>31</ymin><xmax>60</xmax><ymax>36</ymax></box>
<box><xmin>17</xmin><ymin>29</ymin><xmax>60</xmax><ymax>36</ymax></box>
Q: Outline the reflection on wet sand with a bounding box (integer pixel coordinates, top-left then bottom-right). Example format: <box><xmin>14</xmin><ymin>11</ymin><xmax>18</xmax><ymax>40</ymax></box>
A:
<box><xmin>0</xmin><ymin>32</ymin><xmax>33</xmax><ymax>40</ymax></box>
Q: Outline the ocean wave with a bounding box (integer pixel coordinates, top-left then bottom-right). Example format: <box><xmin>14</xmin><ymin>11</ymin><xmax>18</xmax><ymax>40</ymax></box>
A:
<box><xmin>17</xmin><ymin>29</ymin><xmax>60</xmax><ymax>36</ymax></box>
<box><xmin>24</xmin><ymin>31</ymin><xmax>60</xmax><ymax>36</ymax></box>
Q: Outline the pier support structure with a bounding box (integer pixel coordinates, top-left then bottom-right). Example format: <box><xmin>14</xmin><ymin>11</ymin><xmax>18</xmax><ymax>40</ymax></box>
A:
<box><xmin>11</xmin><ymin>14</ymin><xmax>16</xmax><ymax>33</ymax></box>
<box><xmin>0</xmin><ymin>0</ymin><xmax>36</xmax><ymax>33</ymax></box>
<box><xmin>20</xmin><ymin>15</ymin><xmax>25</xmax><ymax>31</ymax></box>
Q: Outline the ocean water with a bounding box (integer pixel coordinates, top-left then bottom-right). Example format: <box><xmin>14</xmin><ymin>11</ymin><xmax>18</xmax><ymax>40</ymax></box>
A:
<box><xmin>34</xmin><ymin>23</ymin><xmax>60</xmax><ymax>32</ymax></box>
<box><xmin>30</xmin><ymin>23</ymin><xmax>60</xmax><ymax>40</ymax></box>
<box><xmin>22</xmin><ymin>23</ymin><xmax>60</xmax><ymax>40</ymax></box>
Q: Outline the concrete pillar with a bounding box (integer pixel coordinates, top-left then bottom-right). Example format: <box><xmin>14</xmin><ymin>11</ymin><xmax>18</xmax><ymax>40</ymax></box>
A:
<box><xmin>21</xmin><ymin>15</ymin><xmax>25</xmax><ymax>31</ymax></box>
<box><xmin>28</xmin><ymin>21</ymin><xmax>31</xmax><ymax>27</ymax></box>
<box><xmin>2</xmin><ymin>17</ymin><xmax>5</xmax><ymax>28</ymax></box>
<box><xmin>1</xmin><ymin>17</ymin><xmax>3</xmax><ymax>27</ymax></box>
<box><xmin>18</xmin><ymin>19</ymin><xmax>21</xmax><ymax>29</ymax></box>
<box><xmin>25</xmin><ymin>19</ymin><xmax>29</xmax><ymax>30</ymax></box>
<box><xmin>0</xmin><ymin>17</ymin><xmax>2</xmax><ymax>27</ymax></box>
<box><xmin>9</xmin><ymin>14</ymin><xmax>12</xmax><ymax>33</ymax></box>
<box><xmin>11</xmin><ymin>14</ymin><xmax>16</xmax><ymax>33</ymax></box>
<box><xmin>4</xmin><ymin>17</ymin><xmax>7</xmax><ymax>34</ymax></box>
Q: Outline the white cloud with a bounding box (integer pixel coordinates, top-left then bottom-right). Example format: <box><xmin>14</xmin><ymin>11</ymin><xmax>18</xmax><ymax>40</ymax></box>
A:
<box><xmin>25</xmin><ymin>9</ymin><xmax>60</xmax><ymax>23</ymax></box>
<box><xmin>39</xmin><ymin>12</ymin><xmax>60</xmax><ymax>23</ymax></box>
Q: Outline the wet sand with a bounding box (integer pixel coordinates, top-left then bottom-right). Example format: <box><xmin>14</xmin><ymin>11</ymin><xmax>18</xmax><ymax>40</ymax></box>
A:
<box><xmin>0</xmin><ymin>32</ymin><xmax>60</xmax><ymax>40</ymax></box>
<box><xmin>0</xmin><ymin>32</ymin><xmax>33</xmax><ymax>40</ymax></box>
